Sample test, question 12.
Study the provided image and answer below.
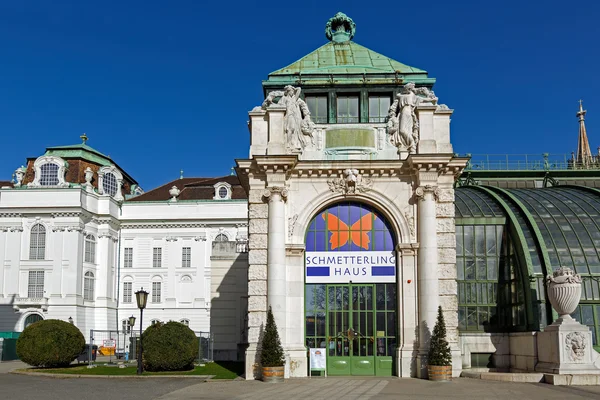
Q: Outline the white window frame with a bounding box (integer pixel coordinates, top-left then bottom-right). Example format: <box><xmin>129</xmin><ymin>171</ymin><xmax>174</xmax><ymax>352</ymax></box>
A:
<box><xmin>84</xmin><ymin>271</ymin><xmax>95</xmax><ymax>301</ymax></box>
<box><xmin>29</xmin><ymin>223</ymin><xmax>46</xmax><ymax>260</ymax></box>
<box><xmin>182</xmin><ymin>247</ymin><xmax>191</xmax><ymax>268</ymax></box>
<box><xmin>213</xmin><ymin>182</ymin><xmax>232</xmax><ymax>200</ymax></box>
<box><xmin>123</xmin><ymin>281</ymin><xmax>132</xmax><ymax>303</ymax></box>
<box><xmin>29</xmin><ymin>155</ymin><xmax>69</xmax><ymax>188</ymax></box>
<box><xmin>98</xmin><ymin>165</ymin><xmax>124</xmax><ymax>200</ymax></box>
<box><xmin>214</xmin><ymin>233</ymin><xmax>229</xmax><ymax>242</ymax></box>
<box><xmin>152</xmin><ymin>281</ymin><xmax>162</xmax><ymax>303</ymax></box>
<box><xmin>153</xmin><ymin>247</ymin><xmax>162</xmax><ymax>268</ymax></box>
<box><xmin>84</xmin><ymin>234</ymin><xmax>96</xmax><ymax>263</ymax></box>
<box><xmin>28</xmin><ymin>271</ymin><xmax>45</xmax><ymax>298</ymax></box>
<box><xmin>124</xmin><ymin>248</ymin><xmax>133</xmax><ymax>268</ymax></box>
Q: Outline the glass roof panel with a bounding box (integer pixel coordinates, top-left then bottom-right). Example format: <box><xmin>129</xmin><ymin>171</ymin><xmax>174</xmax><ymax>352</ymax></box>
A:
<box><xmin>507</xmin><ymin>188</ymin><xmax>600</xmax><ymax>276</ymax></box>
<box><xmin>455</xmin><ymin>188</ymin><xmax>506</xmax><ymax>218</ymax></box>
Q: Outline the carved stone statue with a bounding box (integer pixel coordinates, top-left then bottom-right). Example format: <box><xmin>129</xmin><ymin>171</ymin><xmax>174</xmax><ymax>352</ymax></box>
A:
<box><xmin>387</xmin><ymin>82</ymin><xmax>437</xmax><ymax>154</ymax></box>
<box><xmin>262</xmin><ymin>86</ymin><xmax>315</xmax><ymax>152</ymax></box>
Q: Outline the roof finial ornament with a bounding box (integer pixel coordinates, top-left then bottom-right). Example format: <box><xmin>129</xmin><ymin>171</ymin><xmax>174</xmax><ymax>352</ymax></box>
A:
<box><xmin>325</xmin><ymin>12</ymin><xmax>356</xmax><ymax>43</ymax></box>
<box><xmin>230</xmin><ymin>167</ymin><xmax>235</xmax><ymax>176</ymax></box>
<box><xmin>80</xmin><ymin>133</ymin><xmax>88</xmax><ymax>144</ymax></box>
<box><xmin>180</xmin><ymin>169</ymin><xmax>184</xmax><ymax>179</ymax></box>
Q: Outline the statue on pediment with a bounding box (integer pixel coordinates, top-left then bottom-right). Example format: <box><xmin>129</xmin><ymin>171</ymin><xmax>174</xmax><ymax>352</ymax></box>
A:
<box><xmin>263</xmin><ymin>86</ymin><xmax>315</xmax><ymax>152</ymax></box>
<box><xmin>387</xmin><ymin>83</ymin><xmax>437</xmax><ymax>154</ymax></box>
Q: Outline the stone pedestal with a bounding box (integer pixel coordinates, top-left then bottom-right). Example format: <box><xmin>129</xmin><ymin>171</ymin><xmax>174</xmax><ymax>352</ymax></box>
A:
<box><xmin>536</xmin><ymin>319</ymin><xmax>598</xmax><ymax>374</ymax></box>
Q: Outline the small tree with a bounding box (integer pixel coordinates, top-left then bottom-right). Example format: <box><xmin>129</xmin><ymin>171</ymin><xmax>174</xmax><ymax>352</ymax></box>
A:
<box><xmin>427</xmin><ymin>306</ymin><xmax>452</xmax><ymax>366</ymax></box>
<box><xmin>260</xmin><ymin>307</ymin><xmax>285</xmax><ymax>367</ymax></box>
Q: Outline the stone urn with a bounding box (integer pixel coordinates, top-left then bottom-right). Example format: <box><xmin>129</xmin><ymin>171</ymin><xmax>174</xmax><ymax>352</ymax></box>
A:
<box><xmin>546</xmin><ymin>267</ymin><xmax>582</xmax><ymax>321</ymax></box>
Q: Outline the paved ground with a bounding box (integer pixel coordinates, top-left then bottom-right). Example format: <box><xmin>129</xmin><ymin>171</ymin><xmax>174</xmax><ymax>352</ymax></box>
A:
<box><xmin>2</xmin><ymin>361</ymin><xmax>600</xmax><ymax>400</ymax></box>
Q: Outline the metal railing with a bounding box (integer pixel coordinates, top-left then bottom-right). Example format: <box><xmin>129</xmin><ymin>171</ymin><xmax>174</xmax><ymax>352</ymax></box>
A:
<box><xmin>457</xmin><ymin>153</ymin><xmax>600</xmax><ymax>171</ymax></box>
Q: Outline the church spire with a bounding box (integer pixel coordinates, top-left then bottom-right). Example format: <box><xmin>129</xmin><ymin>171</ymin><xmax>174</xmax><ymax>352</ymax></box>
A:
<box><xmin>576</xmin><ymin>100</ymin><xmax>593</xmax><ymax>166</ymax></box>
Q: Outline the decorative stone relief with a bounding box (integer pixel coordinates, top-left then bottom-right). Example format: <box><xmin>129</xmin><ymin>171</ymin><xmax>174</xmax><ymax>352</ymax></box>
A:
<box><xmin>387</xmin><ymin>83</ymin><xmax>437</xmax><ymax>154</ymax></box>
<box><xmin>84</xmin><ymin>167</ymin><xmax>94</xmax><ymax>191</ymax></box>
<box><xmin>262</xmin><ymin>86</ymin><xmax>315</xmax><ymax>153</ymax></box>
<box><xmin>165</xmin><ymin>236</ymin><xmax>179</xmax><ymax>242</ymax></box>
<box><xmin>288</xmin><ymin>214</ymin><xmax>298</xmax><ymax>240</ymax></box>
<box><xmin>404</xmin><ymin>206</ymin><xmax>415</xmax><ymax>241</ymax></box>
<box><xmin>194</xmin><ymin>233</ymin><xmax>207</xmax><ymax>242</ymax></box>
<box><xmin>414</xmin><ymin>185</ymin><xmax>439</xmax><ymax>201</ymax></box>
<box><xmin>327</xmin><ymin>169</ymin><xmax>373</xmax><ymax>194</ymax></box>
<box><xmin>565</xmin><ymin>332</ymin><xmax>586</xmax><ymax>362</ymax></box>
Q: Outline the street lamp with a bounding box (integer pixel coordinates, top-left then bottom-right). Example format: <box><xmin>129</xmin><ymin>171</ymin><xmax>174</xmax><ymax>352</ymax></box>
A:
<box><xmin>135</xmin><ymin>288</ymin><xmax>149</xmax><ymax>375</ymax></box>
<box><xmin>128</xmin><ymin>315</ymin><xmax>136</xmax><ymax>331</ymax></box>
<box><xmin>127</xmin><ymin>315</ymin><xmax>136</xmax><ymax>362</ymax></box>
<box><xmin>68</xmin><ymin>316</ymin><xmax>73</xmax><ymax>325</ymax></box>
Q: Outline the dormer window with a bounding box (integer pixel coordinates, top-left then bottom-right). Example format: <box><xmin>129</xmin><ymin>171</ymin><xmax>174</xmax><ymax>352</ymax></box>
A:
<box><xmin>40</xmin><ymin>163</ymin><xmax>59</xmax><ymax>186</ymax></box>
<box><xmin>213</xmin><ymin>182</ymin><xmax>232</xmax><ymax>200</ymax></box>
<box><xmin>102</xmin><ymin>172</ymin><xmax>118</xmax><ymax>196</ymax></box>
<box><xmin>98</xmin><ymin>166</ymin><xmax>124</xmax><ymax>201</ymax></box>
<box><xmin>29</xmin><ymin>155</ymin><xmax>69</xmax><ymax>188</ymax></box>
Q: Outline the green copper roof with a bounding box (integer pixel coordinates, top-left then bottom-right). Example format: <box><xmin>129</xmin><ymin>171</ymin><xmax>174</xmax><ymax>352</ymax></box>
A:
<box><xmin>45</xmin><ymin>143</ymin><xmax>113</xmax><ymax>166</ymax></box>
<box><xmin>269</xmin><ymin>41</ymin><xmax>428</xmax><ymax>76</ymax></box>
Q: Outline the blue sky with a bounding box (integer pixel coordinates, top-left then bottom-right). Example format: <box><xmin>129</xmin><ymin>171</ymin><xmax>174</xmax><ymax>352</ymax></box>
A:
<box><xmin>0</xmin><ymin>1</ymin><xmax>598</xmax><ymax>190</ymax></box>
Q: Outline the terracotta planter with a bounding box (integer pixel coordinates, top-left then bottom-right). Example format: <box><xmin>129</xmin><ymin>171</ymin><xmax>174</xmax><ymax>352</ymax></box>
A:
<box><xmin>428</xmin><ymin>365</ymin><xmax>451</xmax><ymax>381</ymax></box>
<box><xmin>262</xmin><ymin>366</ymin><xmax>284</xmax><ymax>383</ymax></box>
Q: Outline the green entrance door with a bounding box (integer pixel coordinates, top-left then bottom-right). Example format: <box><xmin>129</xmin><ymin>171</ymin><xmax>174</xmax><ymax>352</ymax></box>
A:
<box><xmin>305</xmin><ymin>283</ymin><xmax>396</xmax><ymax>376</ymax></box>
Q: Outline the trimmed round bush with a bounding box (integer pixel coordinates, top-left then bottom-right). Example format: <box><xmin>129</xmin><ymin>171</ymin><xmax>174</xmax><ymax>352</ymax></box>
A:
<box><xmin>17</xmin><ymin>319</ymin><xmax>85</xmax><ymax>368</ymax></box>
<box><xmin>142</xmin><ymin>321</ymin><xmax>198</xmax><ymax>371</ymax></box>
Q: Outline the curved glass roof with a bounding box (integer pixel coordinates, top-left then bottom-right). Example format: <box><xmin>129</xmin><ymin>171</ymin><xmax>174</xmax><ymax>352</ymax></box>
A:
<box><xmin>506</xmin><ymin>187</ymin><xmax>600</xmax><ymax>275</ymax></box>
<box><xmin>455</xmin><ymin>187</ymin><xmax>506</xmax><ymax>218</ymax></box>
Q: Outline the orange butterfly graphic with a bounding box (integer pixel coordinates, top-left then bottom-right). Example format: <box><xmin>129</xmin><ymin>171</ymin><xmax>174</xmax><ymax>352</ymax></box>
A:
<box><xmin>321</xmin><ymin>212</ymin><xmax>374</xmax><ymax>250</ymax></box>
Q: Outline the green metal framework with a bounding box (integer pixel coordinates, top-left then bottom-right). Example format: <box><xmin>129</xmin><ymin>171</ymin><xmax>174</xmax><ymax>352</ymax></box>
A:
<box><xmin>455</xmin><ymin>185</ymin><xmax>600</xmax><ymax>344</ymax></box>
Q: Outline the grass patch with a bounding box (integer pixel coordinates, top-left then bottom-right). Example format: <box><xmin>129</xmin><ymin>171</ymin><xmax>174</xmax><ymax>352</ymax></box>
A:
<box><xmin>23</xmin><ymin>361</ymin><xmax>244</xmax><ymax>379</ymax></box>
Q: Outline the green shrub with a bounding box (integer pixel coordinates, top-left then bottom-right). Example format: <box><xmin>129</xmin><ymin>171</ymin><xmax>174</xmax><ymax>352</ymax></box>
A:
<box><xmin>428</xmin><ymin>306</ymin><xmax>452</xmax><ymax>366</ymax></box>
<box><xmin>142</xmin><ymin>321</ymin><xmax>198</xmax><ymax>371</ymax></box>
<box><xmin>260</xmin><ymin>307</ymin><xmax>285</xmax><ymax>367</ymax></box>
<box><xmin>16</xmin><ymin>319</ymin><xmax>85</xmax><ymax>368</ymax></box>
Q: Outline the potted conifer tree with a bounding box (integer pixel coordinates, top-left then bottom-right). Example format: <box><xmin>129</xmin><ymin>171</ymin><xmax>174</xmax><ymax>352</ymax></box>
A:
<box><xmin>427</xmin><ymin>306</ymin><xmax>452</xmax><ymax>381</ymax></box>
<box><xmin>260</xmin><ymin>306</ymin><xmax>285</xmax><ymax>382</ymax></box>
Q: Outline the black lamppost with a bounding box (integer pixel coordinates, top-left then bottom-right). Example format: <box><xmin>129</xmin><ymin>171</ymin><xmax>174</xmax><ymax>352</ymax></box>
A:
<box><xmin>128</xmin><ymin>315</ymin><xmax>136</xmax><ymax>362</ymax></box>
<box><xmin>135</xmin><ymin>288</ymin><xmax>148</xmax><ymax>375</ymax></box>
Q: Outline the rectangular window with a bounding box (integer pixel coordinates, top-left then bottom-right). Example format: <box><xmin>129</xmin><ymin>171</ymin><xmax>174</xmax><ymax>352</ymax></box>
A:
<box><xmin>28</xmin><ymin>271</ymin><xmax>44</xmax><ymax>298</ymax></box>
<box><xmin>336</xmin><ymin>95</ymin><xmax>359</xmax><ymax>123</ymax></box>
<box><xmin>368</xmin><ymin>95</ymin><xmax>391</xmax><ymax>123</ymax></box>
<box><xmin>84</xmin><ymin>236</ymin><xmax>96</xmax><ymax>263</ymax></box>
<box><xmin>305</xmin><ymin>95</ymin><xmax>328</xmax><ymax>123</ymax></box>
<box><xmin>123</xmin><ymin>282</ymin><xmax>132</xmax><ymax>303</ymax></box>
<box><xmin>152</xmin><ymin>282</ymin><xmax>161</xmax><ymax>303</ymax></box>
<box><xmin>124</xmin><ymin>248</ymin><xmax>133</xmax><ymax>268</ymax></box>
<box><xmin>153</xmin><ymin>248</ymin><xmax>162</xmax><ymax>268</ymax></box>
<box><xmin>182</xmin><ymin>247</ymin><xmax>191</xmax><ymax>268</ymax></box>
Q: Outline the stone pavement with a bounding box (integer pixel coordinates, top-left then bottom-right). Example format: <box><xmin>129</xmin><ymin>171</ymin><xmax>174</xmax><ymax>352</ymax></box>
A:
<box><xmin>2</xmin><ymin>362</ymin><xmax>600</xmax><ymax>400</ymax></box>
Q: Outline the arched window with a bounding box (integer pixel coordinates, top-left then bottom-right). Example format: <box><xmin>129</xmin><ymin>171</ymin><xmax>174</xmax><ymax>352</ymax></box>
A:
<box><xmin>39</xmin><ymin>163</ymin><xmax>59</xmax><ymax>186</ymax></box>
<box><xmin>84</xmin><ymin>235</ymin><xmax>96</xmax><ymax>263</ymax></box>
<box><xmin>24</xmin><ymin>313</ymin><xmax>43</xmax><ymax>328</ymax></box>
<box><xmin>103</xmin><ymin>172</ymin><xmax>118</xmax><ymax>196</ymax></box>
<box><xmin>180</xmin><ymin>319</ymin><xmax>190</xmax><ymax>326</ymax></box>
<box><xmin>215</xmin><ymin>233</ymin><xmax>228</xmax><ymax>242</ymax></box>
<box><xmin>29</xmin><ymin>224</ymin><xmax>46</xmax><ymax>260</ymax></box>
<box><xmin>84</xmin><ymin>271</ymin><xmax>95</xmax><ymax>301</ymax></box>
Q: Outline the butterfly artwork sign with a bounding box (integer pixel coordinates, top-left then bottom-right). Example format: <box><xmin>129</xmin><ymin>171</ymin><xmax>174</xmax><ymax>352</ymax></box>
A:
<box><xmin>305</xmin><ymin>203</ymin><xmax>396</xmax><ymax>283</ymax></box>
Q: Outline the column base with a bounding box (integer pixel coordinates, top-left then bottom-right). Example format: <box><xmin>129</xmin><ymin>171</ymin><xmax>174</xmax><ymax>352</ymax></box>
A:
<box><xmin>285</xmin><ymin>347</ymin><xmax>308</xmax><ymax>378</ymax></box>
<box><xmin>244</xmin><ymin>345</ymin><xmax>260</xmax><ymax>380</ymax></box>
<box><xmin>396</xmin><ymin>345</ymin><xmax>418</xmax><ymax>377</ymax></box>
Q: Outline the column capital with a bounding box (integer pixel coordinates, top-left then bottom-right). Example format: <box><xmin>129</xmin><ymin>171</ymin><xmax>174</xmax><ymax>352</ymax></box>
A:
<box><xmin>396</xmin><ymin>242</ymin><xmax>419</xmax><ymax>255</ymax></box>
<box><xmin>262</xmin><ymin>186</ymin><xmax>288</xmax><ymax>202</ymax></box>
<box><xmin>415</xmin><ymin>184</ymin><xmax>439</xmax><ymax>201</ymax></box>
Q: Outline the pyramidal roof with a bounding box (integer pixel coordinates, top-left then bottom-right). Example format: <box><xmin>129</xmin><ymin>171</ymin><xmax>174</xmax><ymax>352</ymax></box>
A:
<box><xmin>269</xmin><ymin>41</ymin><xmax>427</xmax><ymax>76</ymax></box>
<box><xmin>264</xmin><ymin>12</ymin><xmax>434</xmax><ymax>88</ymax></box>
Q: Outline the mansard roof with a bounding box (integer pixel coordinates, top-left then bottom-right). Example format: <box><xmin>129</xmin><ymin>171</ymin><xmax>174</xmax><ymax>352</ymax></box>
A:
<box><xmin>127</xmin><ymin>175</ymin><xmax>247</xmax><ymax>202</ymax></box>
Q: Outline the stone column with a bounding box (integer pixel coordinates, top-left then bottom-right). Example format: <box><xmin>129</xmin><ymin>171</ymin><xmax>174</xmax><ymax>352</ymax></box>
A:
<box><xmin>396</xmin><ymin>243</ymin><xmax>419</xmax><ymax>377</ymax></box>
<box><xmin>415</xmin><ymin>185</ymin><xmax>439</xmax><ymax>377</ymax></box>
<box><xmin>263</xmin><ymin>187</ymin><xmax>287</xmax><ymax>336</ymax></box>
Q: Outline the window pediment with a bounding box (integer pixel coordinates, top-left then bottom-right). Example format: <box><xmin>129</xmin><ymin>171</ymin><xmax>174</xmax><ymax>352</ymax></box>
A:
<box><xmin>213</xmin><ymin>182</ymin><xmax>232</xmax><ymax>200</ymax></box>
<box><xmin>29</xmin><ymin>156</ymin><xmax>69</xmax><ymax>188</ymax></box>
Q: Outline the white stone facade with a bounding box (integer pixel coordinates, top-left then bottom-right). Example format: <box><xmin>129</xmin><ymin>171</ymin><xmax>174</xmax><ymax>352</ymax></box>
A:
<box><xmin>238</xmin><ymin>94</ymin><xmax>467</xmax><ymax>378</ymax></box>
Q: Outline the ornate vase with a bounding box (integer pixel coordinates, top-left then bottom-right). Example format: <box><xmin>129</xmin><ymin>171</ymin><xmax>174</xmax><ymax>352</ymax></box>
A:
<box><xmin>546</xmin><ymin>267</ymin><xmax>582</xmax><ymax>320</ymax></box>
